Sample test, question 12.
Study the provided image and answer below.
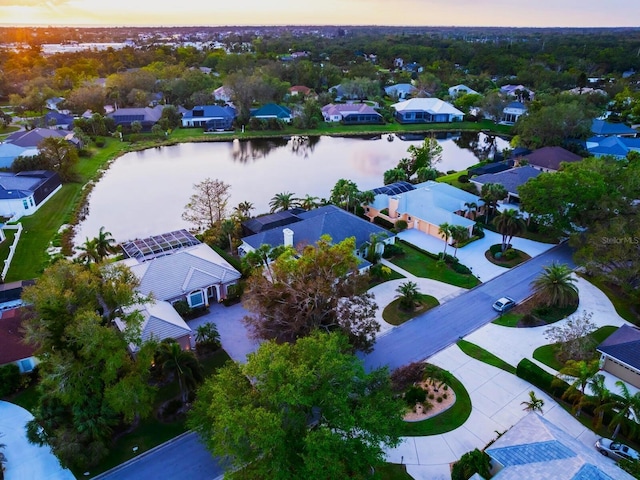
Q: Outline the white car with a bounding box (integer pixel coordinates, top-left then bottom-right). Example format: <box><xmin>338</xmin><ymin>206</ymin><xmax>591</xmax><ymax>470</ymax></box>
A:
<box><xmin>492</xmin><ymin>296</ymin><xmax>516</xmax><ymax>313</ymax></box>
<box><xmin>595</xmin><ymin>438</ymin><xmax>640</xmax><ymax>462</ymax></box>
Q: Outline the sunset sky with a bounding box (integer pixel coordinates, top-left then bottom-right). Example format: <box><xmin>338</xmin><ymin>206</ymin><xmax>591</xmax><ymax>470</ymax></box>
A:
<box><xmin>1</xmin><ymin>0</ymin><xmax>639</xmax><ymax>28</ymax></box>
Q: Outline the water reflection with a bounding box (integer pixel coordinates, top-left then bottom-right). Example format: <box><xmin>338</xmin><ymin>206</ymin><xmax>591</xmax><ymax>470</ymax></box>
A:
<box><xmin>75</xmin><ymin>133</ymin><xmax>508</xmax><ymax>244</ymax></box>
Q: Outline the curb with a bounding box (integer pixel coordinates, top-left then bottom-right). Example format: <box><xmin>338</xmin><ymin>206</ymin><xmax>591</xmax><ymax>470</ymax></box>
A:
<box><xmin>90</xmin><ymin>431</ymin><xmax>195</xmax><ymax>479</ymax></box>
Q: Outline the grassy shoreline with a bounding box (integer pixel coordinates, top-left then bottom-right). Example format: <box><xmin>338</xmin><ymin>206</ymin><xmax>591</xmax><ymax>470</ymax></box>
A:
<box><xmin>6</xmin><ymin>120</ymin><xmax>511</xmax><ymax>281</ymax></box>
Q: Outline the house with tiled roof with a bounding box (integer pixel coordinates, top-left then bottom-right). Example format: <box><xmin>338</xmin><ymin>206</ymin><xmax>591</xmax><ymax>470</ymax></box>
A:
<box><xmin>251</xmin><ymin>103</ymin><xmax>292</xmax><ymax>123</ymax></box>
<box><xmin>289</xmin><ymin>85</ymin><xmax>315</xmax><ymax>97</ymax></box>
<box><xmin>0</xmin><ymin>143</ymin><xmax>38</xmax><ymax>169</ymax></box>
<box><xmin>39</xmin><ymin>110</ymin><xmax>75</xmax><ymax>130</ymax></box>
<box><xmin>448</xmin><ymin>84</ymin><xmax>479</xmax><ymax>98</ymax></box>
<box><xmin>585</xmin><ymin>136</ymin><xmax>640</xmax><ymax>159</ymax></box>
<box><xmin>470</xmin><ymin>166</ymin><xmax>541</xmax><ymax>203</ymax></box>
<box><xmin>181</xmin><ymin>105</ymin><xmax>236</xmax><ymax>130</ymax></box>
<box><xmin>107</xmin><ymin>105</ymin><xmax>163</xmax><ymax>130</ymax></box>
<box><xmin>597</xmin><ymin>324</ymin><xmax>640</xmax><ymax>389</ymax></box>
<box><xmin>591</xmin><ymin>119</ymin><xmax>637</xmax><ymax>137</ymax></box>
<box><xmin>385</xmin><ymin>83</ymin><xmax>417</xmax><ymax>100</ymax></box>
<box><xmin>0</xmin><ymin>308</ymin><xmax>38</xmax><ymax>373</ymax></box>
<box><xmin>0</xmin><ymin>171</ymin><xmax>62</xmax><ymax>221</ymax></box>
<box><xmin>213</xmin><ymin>86</ymin><xmax>231</xmax><ymax>102</ymax></box>
<box><xmin>486</xmin><ymin>413</ymin><xmax>633</xmax><ymax>479</ymax></box>
<box><xmin>321</xmin><ymin>103</ymin><xmax>383</xmax><ymax>124</ymax></box>
<box><xmin>392</xmin><ymin>98</ymin><xmax>464</xmax><ymax>124</ymax></box>
<box><xmin>502</xmin><ymin>101</ymin><xmax>527</xmax><ymax>124</ymax></box>
<box><xmin>365</xmin><ymin>181</ymin><xmax>483</xmax><ymax>242</ymax></box>
<box><xmin>4</xmin><ymin>128</ymin><xmax>68</xmax><ymax>148</ymax></box>
<box><xmin>500</xmin><ymin>84</ymin><xmax>535</xmax><ymax>101</ymax></box>
<box><xmin>238</xmin><ymin>205</ymin><xmax>394</xmax><ymax>270</ymax></box>
<box><xmin>521</xmin><ymin>146</ymin><xmax>582</xmax><ymax>172</ymax></box>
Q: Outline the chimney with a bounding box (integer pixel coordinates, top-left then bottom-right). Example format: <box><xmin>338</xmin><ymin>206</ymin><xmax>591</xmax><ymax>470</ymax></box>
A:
<box><xmin>283</xmin><ymin>228</ymin><xmax>294</xmax><ymax>248</ymax></box>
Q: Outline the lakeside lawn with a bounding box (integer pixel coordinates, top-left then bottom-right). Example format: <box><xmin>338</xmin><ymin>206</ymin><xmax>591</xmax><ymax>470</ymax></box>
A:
<box><xmin>388</xmin><ymin>242</ymin><xmax>480</xmax><ymax>289</ymax></box>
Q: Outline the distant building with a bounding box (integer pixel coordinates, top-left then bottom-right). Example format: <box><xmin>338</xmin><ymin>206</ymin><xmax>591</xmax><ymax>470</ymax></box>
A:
<box><xmin>250</xmin><ymin>104</ymin><xmax>292</xmax><ymax>123</ymax></box>
<box><xmin>321</xmin><ymin>103</ymin><xmax>383</xmax><ymax>124</ymax></box>
<box><xmin>181</xmin><ymin>105</ymin><xmax>236</xmax><ymax>130</ymax></box>
<box><xmin>107</xmin><ymin>105</ymin><xmax>164</xmax><ymax>130</ymax></box>
<box><xmin>392</xmin><ymin>98</ymin><xmax>464</xmax><ymax>124</ymax></box>
<box><xmin>502</xmin><ymin>101</ymin><xmax>527</xmax><ymax>124</ymax></box>
<box><xmin>448</xmin><ymin>84</ymin><xmax>479</xmax><ymax>98</ymax></box>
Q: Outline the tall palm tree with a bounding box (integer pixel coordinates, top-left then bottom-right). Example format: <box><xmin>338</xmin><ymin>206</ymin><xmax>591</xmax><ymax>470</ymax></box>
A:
<box><xmin>269</xmin><ymin>192</ymin><xmax>299</xmax><ymax>213</ymax></box>
<box><xmin>531</xmin><ymin>262</ymin><xmax>579</xmax><ymax>308</ymax></box>
<box><xmin>439</xmin><ymin>222</ymin><xmax>453</xmax><ymax>256</ymax></box>
<box><xmin>480</xmin><ymin>182</ymin><xmax>507</xmax><ymax>223</ymax></box>
<box><xmin>450</xmin><ymin>225</ymin><xmax>470</xmax><ymax>257</ymax></box>
<box><xmin>395</xmin><ymin>281</ymin><xmax>420</xmax><ymax>310</ymax></box>
<box><xmin>358</xmin><ymin>190</ymin><xmax>375</xmax><ymax>208</ymax></box>
<box><xmin>220</xmin><ymin>218</ymin><xmax>238</xmax><ymax>254</ymax></box>
<box><xmin>233</xmin><ymin>201</ymin><xmax>254</xmax><ymax>220</ymax></box>
<box><xmin>521</xmin><ymin>390</ymin><xmax>545</xmax><ymax>413</ymax></box>
<box><xmin>464</xmin><ymin>201</ymin><xmax>477</xmax><ymax>220</ymax></box>
<box><xmin>94</xmin><ymin>226</ymin><xmax>118</xmax><ymax>261</ymax></box>
<box><xmin>156</xmin><ymin>340</ymin><xmax>204</xmax><ymax>403</ymax></box>
<box><xmin>493</xmin><ymin>209</ymin><xmax>526</xmax><ymax>252</ymax></box>
<box><xmin>555</xmin><ymin>359</ymin><xmax>599</xmax><ymax>417</ymax></box>
<box><xmin>77</xmin><ymin>237</ymin><xmax>100</xmax><ymax>264</ymax></box>
<box><xmin>588</xmin><ymin>374</ymin><xmax>614</xmax><ymax>429</ymax></box>
<box><xmin>299</xmin><ymin>194</ymin><xmax>319</xmax><ymax>211</ymax></box>
<box><xmin>601</xmin><ymin>381</ymin><xmax>640</xmax><ymax>439</ymax></box>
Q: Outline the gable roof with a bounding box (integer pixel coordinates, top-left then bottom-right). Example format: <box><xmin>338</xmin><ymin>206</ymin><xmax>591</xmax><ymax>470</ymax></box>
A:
<box><xmin>289</xmin><ymin>85</ymin><xmax>313</xmax><ymax>95</ymax></box>
<box><xmin>505</xmin><ymin>101</ymin><xmax>527</xmax><ymax>111</ymax></box>
<box><xmin>385</xmin><ymin>83</ymin><xmax>417</xmax><ymax>96</ymax></box>
<box><xmin>472</xmin><ymin>166</ymin><xmax>541</xmax><ymax>196</ymax></box>
<box><xmin>486</xmin><ymin>413</ymin><xmax>632</xmax><ymax>479</ymax></box>
<box><xmin>591</xmin><ymin>119</ymin><xmax>637</xmax><ymax>136</ymax></box>
<box><xmin>597</xmin><ymin>324</ymin><xmax>640</xmax><ymax>370</ymax></box>
<box><xmin>586</xmin><ymin>135</ymin><xmax>640</xmax><ymax>158</ymax></box>
<box><xmin>116</xmin><ymin>301</ymin><xmax>191</xmax><ymax>351</ymax></box>
<box><xmin>0</xmin><ymin>308</ymin><xmax>36</xmax><ymax>365</ymax></box>
<box><xmin>0</xmin><ymin>170</ymin><xmax>56</xmax><ymax>200</ymax></box>
<box><xmin>321</xmin><ymin>103</ymin><xmax>381</xmax><ymax>117</ymax></box>
<box><xmin>448</xmin><ymin>84</ymin><xmax>479</xmax><ymax>96</ymax></box>
<box><xmin>391</xmin><ymin>98</ymin><xmax>463</xmax><ymax>116</ymax></box>
<box><xmin>251</xmin><ymin>103</ymin><xmax>292</xmax><ymax>119</ymax></box>
<box><xmin>42</xmin><ymin>110</ymin><xmax>74</xmax><ymax>127</ymax></box>
<box><xmin>4</xmin><ymin>128</ymin><xmax>67</xmax><ymax>148</ymax></box>
<box><xmin>108</xmin><ymin>106</ymin><xmax>163</xmax><ymax>124</ymax></box>
<box><xmin>242</xmin><ymin>205</ymin><xmax>390</xmax><ymax>251</ymax></box>
<box><xmin>523</xmin><ymin>147</ymin><xmax>582</xmax><ymax>171</ymax></box>
<box><xmin>183</xmin><ymin>105</ymin><xmax>236</xmax><ymax>120</ymax></box>
<box><xmin>121</xmin><ymin>242</ymin><xmax>241</xmax><ymax>301</ymax></box>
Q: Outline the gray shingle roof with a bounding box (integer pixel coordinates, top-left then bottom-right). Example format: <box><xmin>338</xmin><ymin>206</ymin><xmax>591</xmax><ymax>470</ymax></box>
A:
<box><xmin>591</xmin><ymin>119</ymin><xmax>637</xmax><ymax>136</ymax></box>
<box><xmin>523</xmin><ymin>147</ymin><xmax>582</xmax><ymax>171</ymax></box>
<box><xmin>472</xmin><ymin>166</ymin><xmax>541</xmax><ymax>196</ymax></box>
<box><xmin>597</xmin><ymin>324</ymin><xmax>640</xmax><ymax>370</ymax></box>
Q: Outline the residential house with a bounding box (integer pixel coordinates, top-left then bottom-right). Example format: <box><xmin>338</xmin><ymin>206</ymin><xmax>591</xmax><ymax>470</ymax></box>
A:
<box><xmin>448</xmin><ymin>84</ymin><xmax>479</xmax><ymax>98</ymax></box>
<box><xmin>0</xmin><ymin>170</ymin><xmax>62</xmax><ymax>221</ymax></box>
<box><xmin>238</xmin><ymin>205</ymin><xmax>395</xmax><ymax>270</ymax></box>
<box><xmin>115</xmin><ymin>301</ymin><xmax>193</xmax><ymax>352</ymax></box>
<box><xmin>385</xmin><ymin>83</ymin><xmax>417</xmax><ymax>100</ymax></box>
<box><xmin>597</xmin><ymin>324</ymin><xmax>640</xmax><ymax>389</ymax></box>
<box><xmin>4</xmin><ymin>127</ymin><xmax>69</xmax><ymax>148</ymax></box>
<box><xmin>0</xmin><ymin>307</ymin><xmax>38</xmax><ymax>373</ymax></box>
<box><xmin>470</xmin><ymin>166</ymin><xmax>541</xmax><ymax>204</ymax></box>
<box><xmin>251</xmin><ymin>103</ymin><xmax>293</xmax><ymax>123</ymax></box>
<box><xmin>591</xmin><ymin>119</ymin><xmax>637</xmax><ymax>137</ymax></box>
<box><xmin>502</xmin><ymin>101</ymin><xmax>527</xmax><ymax>124</ymax></box>
<box><xmin>39</xmin><ymin>110</ymin><xmax>75</xmax><ymax>130</ymax></box>
<box><xmin>486</xmin><ymin>412</ymin><xmax>634</xmax><ymax>479</ymax></box>
<box><xmin>392</xmin><ymin>98</ymin><xmax>464</xmax><ymax>124</ymax></box>
<box><xmin>500</xmin><ymin>84</ymin><xmax>535</xmax><ymax>101</ymax></box>
<box><xmin>520</xmin><ymin>146</ymin><xmax>582</xmax><ymax>172</ymax></box>
<box><xmin>365</xmin><ymin>181</ymin><xmax>483</xmax><ymax>242</ymax></box>
<box><xmin>0</xmin><ymin>143</ymin><xmax>38</xmax><ymax>169</ymax></box>
<box><xmin>402</xmin><ymin>62</ymin><xmax>423</xmax><ymax>74</ymax></box>
<box><xmin>107</xmin><ymin>105</ymin><xmax>164</xmax><ymax>130</ymax></box>
<box><xmin>213</xmin><ymin>86</ymin><xmax>232</xmax><ymax>102</ymax></box>
<box><xmin>118</xmin><ymin>229</ymin><xmax>242</xmax><ymax>308</ymax></box>
<box><xmin>181</xmin><ymin>105</ymin><xmax>236</xmax><ymax>130</ymax></box>
<box><xmin>585</xmin><ymin>136</ymin><xmax>640</xmax><ymax>159</ymax></box>
<box><xmin>288</xmin><ymin>85</ymin><xmax>315</xmax><ymax>97</ymax></box>
<box><xmin>45</xmin><ymin>96</ymin><xmax>65</xmax><ymax>111</ymax></box>
<box><xmin>242</xmin><ymin>209</ymin><xmax>304</xmax><ymax>236</ymax></box>
<box><xmin>321</xmin><ymin>103</ymin><xmax>383</xmax><ymax>124</ymax></box>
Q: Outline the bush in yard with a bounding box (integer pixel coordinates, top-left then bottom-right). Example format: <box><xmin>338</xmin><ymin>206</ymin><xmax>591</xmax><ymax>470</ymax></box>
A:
<box><xmin>404</xmin><ymin>385</ymin><xmax>427</xmax><ymax>406</ymax></box>
<box><xmin>504</xmin><ymin>248</ymin><xmax>518</xmax><ymax>260</ymax></box>
<box><xmin>390</xmin><ymin>362</ymin><xmax>425</xmax><ymax>393</ymax></box>
<box><xmin>458</xmin><ymin>174</ymin><xmax>469</xmax><ymax>183</ymax></box>
<box><xmin>452</xmin><ymin>263</ymin><xmax>471</xmax><ymax>274</ymax></box>
<box><xmin>172</xmin><ymin>300</ymin><xmax>190</xmax><ymax>317</ymax></box>
<box><xmin>382</xmin><ymin>243</ymin><xmax>404</xmax><ymax>258</ymax></box>
<box><xmin>0</xmin><ymin>364</ymin><xmax>21</xmax><ymax>397</ymax></box>
<box><xmin>516</xmin><ymin>358</ymin><xmax>568</xmax><ymax>397</ymax></box>
<box><xmin>395</xmin><ymin>219</ymin><xmax>408</xmax><ymax>231</ymax></box>
<box><xmin>451</xmin><ymin>449</ymin><xmax>491</xmax><ymax>480</ymax></box>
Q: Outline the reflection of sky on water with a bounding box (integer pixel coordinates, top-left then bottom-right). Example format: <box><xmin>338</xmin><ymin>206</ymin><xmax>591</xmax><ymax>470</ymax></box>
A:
<box><xmin>75</xmin><ymin>134</ymin><xmax>508</xmax><ymax>244</ymax></box>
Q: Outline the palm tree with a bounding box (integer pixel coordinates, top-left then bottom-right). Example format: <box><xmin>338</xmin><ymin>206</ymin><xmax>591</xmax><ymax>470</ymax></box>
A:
<box><xmin>450</xmin><ymin>225</ymin><xmax>470</xmax><ymax>257</ymax></box>
<box><xmin>531</xmin><ymin>262</ymin><xmax>579</xmax><ymax>308</ymax></box>
<box><xmin>195</xmin><ymin>323</ymin><xmax>220</xmax><ymax>351</ymax></box>
<box><xmin>358</xmin><ymin>190</ymin><xmax>375</xmax><ymax>208</ymax></box>
<box><xmin>464</xmin><ymin>201</ymin><xmax>477</xmax><ymax>220</ymax></box>
<box><xmin>94</xmin><ymin>226</ymin><xmax>118</xmax><ymax>260</ymax></box>
<box><xmin>439</xmin><ymin>222</ymin><xmax>453</xmax><ymax>256</ymax></box>
<box><xmin>601</xmin><ymin>381</ymin><xmax>640</xmax><ymax>439</ymax></box>
<box><xmin>555</xmin><ymin>359</ymin><xmax>599</xmax><ymax>417</ymax></box>
<box><xmin>395</xmin><ymin>281</ymin><xmax>420</xmax><ymax>311</ymax></box>
<box><xmin>299</xmin><ymin>194</ymin><xmax>319</xmax><ymax>211</ymax></box>
<box><xmin>156</xmin><ymin>340</ymin><xmax>204</xmax><ymax>403</ymax></box>
<box><xmin>521</xmin><ymin>390</ymin><xmax>545</xmax><ymax>413</ymax></box>
<box><xmin>480</xmin><ymin>182</ymin><xmax>507</xmax><ymax>223</ymax></box>
<box><xmin>220</xmin><ymin>218</ymin><xmax>238</xmax><ymax>254</ymax></box>
<box><xmin>365</xmin><ymin>232</ymin><xmax>388</xmax><ymax>263</ymax></box>
<box><xmin>493</xmin><ymin>209</ymin><xmax>526</xmax><ymax>252</ymax></box>
<box><xmin>588</xmin><ymin>374</ymin><xmax>613</xmax><ymax>429</ymax></box>
<box><xmin>77</xmin><ymin>237</ymin><xmax>100</xmax><ymax>264</ymax></box>
<box><xmin>233</xmin><ymin>201</ymin><xmax>254</xmax><ymax>220</ymax></box>
<box><xmin>269</xmin><ymin>192</ymin><xmax>299</xmax><ymax>213</ymax></box>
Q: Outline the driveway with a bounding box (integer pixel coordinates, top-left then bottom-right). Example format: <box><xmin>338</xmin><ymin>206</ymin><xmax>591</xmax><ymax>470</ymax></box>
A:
<box><xmin>0</xmin><ymin>401</ymin><xmax>75</xmax><ymax>480</ymax></box>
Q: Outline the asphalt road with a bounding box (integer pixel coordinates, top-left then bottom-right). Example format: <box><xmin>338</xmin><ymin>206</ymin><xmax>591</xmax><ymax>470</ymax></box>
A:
<box><xmin>360</xmin><ymin>242</ymin><xmax>576</xmax><ymax>372</ymax></box>
<box><xmin>94</xmin><ymin>432</ymin><xmax>226</xmax><ymax>480</ymax></box>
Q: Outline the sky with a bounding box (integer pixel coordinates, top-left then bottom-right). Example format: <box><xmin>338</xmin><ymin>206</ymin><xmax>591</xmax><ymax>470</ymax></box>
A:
<box><xmin>1</xmin><ymin>0</ymin><xmax>640</xmax><ymax>28</ymax></box>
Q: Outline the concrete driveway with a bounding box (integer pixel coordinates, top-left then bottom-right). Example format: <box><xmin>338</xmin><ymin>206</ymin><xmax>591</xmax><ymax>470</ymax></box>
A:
<box><xmin>0</xmin><ymin>401</ymin><xmax>75</xmax><ymax>480</ymax></box>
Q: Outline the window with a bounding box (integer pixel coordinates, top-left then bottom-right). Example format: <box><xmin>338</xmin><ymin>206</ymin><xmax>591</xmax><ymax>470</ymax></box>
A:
<box><xmin>23</xmin><ymin>199</ymin><xmax>29</xmax><ymax>209</ymax></box>
<box><xmin>29</xmin><ymin>197</ymin><xmax>34</xmax><ymax>206</ymax></box>
<box><xmin>20</xmin><ymin>358</ymin><xmax>33</xmax><ymax>372</ymax></box>
<box><xmin>188</xmin><ymin>290</ymin><xmax>205</xmax><ymax>308</ymax></box>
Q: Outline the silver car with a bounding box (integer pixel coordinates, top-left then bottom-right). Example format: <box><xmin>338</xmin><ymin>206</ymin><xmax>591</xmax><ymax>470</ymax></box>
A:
<box><xmin>595</xmin><ymin>438</ymin><xmax>640</xmax><ymax>462</ymax></box>
<box><xmin>492</xmin><ymin>296</ymin><xmax>516</xmax><ymax>313</ymax></box>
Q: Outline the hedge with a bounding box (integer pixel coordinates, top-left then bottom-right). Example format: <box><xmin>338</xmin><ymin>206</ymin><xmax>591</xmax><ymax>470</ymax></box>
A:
<box><xmin>516</xmin><ymin>358</ymin><xmax>568</xmax><ymax>398</ymax></box>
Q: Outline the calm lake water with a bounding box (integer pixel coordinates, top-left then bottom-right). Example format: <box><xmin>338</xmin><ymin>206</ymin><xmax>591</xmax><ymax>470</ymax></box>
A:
<box><xmin>75</xmin><ymin>132</ymin><xmax>508</xmax><ymax>244</ymax></box>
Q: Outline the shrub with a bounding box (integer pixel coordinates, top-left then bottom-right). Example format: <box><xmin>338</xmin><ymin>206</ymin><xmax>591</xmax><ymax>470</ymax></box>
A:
<box><xmin>390</xmin><ymin>362</ymin><xmax>425</xmax><ymax>392</ymax></box>
<box><xmin>382</xmin><ymin>243</ymin><xmax>404</xmax><ymax>259</ymax></box>
<box><xmin>504</xmin><ymin>248</ymin><xmax>518</xmax><ymax>260</ymax></box>
<box><xmin>94</xmin><ymin>137</ymin><xmax>106</xmax><ymax>147</ymax></box>
<box><xmin>436</xmin><ymin>396</ymin><xmax>443</xmax><ymax>403</ymax></box>
<box><xmin>405</xmin><ymin>385</ymin><xmax>427</xmax><ymax>406</ymax></box>
<box><xmin>443</xmin><ymin>393</ymin><xmax>448</xmax><ymax>399</ymax></box>
<box><xmin>172</xmin><ymin>300</ymin><xmax>190</xmax><ymax>317</ymax></box>
<box><xmin>161</xmin><ymin>399</ymin><xmax>183</xmax><ymax>418</ymax></box>
<box><xmin>428</xmin><ymin>393</ymin><xmax>435</xmax><ymax>400</ymax></box>
<box><xmin>452</xmin><ymin>263</ymin><xmax>471</xmax><ymax>274</ymax></box>
<box><xmin>443</xmin><ymin>385</ymin><xmax>448</xmax><ymax>391</ymax></box>
<box><xmin>0</xmin><ymin>364</ymin><xmax>21</xmax><ymax>397</ymax></box>
<box><xmin>451</xmin><ymin>449</ymin><xmax>491</xmax><ymax>480</ymax></box>
<box><xmin>516</xmin><ymin>358</ymin><xmax>568</xmax><ymax>397</ymax></box>
<box><xmin>373</xmin><ymin>216</ymin><xmax>395</xmax><ymax>230</ymax></box>
<box><xmin>395</xmin><ymin>219</ymin><xmax>408</xmax><ymax>231</ymax></box>
<box><xmin>458</xmin><ymin>174</ymin><xmax>469</xmax><ymax>183</ymax></box>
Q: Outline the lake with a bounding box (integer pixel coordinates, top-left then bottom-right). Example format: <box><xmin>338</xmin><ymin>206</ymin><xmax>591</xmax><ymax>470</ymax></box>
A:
<box><xmin>74</xmin><ymin>132</ymin><xmax>509</xmax><ymax>244</ymax></box>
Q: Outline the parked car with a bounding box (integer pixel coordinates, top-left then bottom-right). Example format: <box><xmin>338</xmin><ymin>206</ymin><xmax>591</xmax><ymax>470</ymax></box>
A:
<box><xmin>492</xmin><ymin>296</ymin><xmax>516</xmax><ymax>313</ymax></box>
<box><xmin>595</xmin><ymin>438</ymin><xmax>640</xmax><ymax>462</ymax></box>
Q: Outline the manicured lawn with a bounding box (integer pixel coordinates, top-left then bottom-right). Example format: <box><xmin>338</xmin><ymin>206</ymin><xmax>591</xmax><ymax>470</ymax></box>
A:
<box><xmin>456</xmin><ymin>339</ymin><xmax>516</xmax><ymax>374</ymax></box>
<box><xmin>4</xmin><ymin>382</ymin><xmax>41</xmax><ymax>413</ymax></box>
<box><xmin>492</xmin><ymin>312</ymin><xmax>523</xmax><ymax>327</ymax></box>
<box><xmin>382</xmin><ymin>294</ymin><xmax>440</xmax><ymax>326</ymax></box>
<box><xmin>367</xmin><ymin>267</ymin><xmax>405</xmax><ymax>289</ymax></box>
<box><xmin>485</xmin><ymin>244</ymin><xmax>531</xmax><ymax>268</ymax></box>
<box><xmin>492</xmin><ymin>298</ymin><xmax>578</xmax><ymax>328</ymax></box>
<box><xmin>399</xmin><ymin>365</ymin><xmax>471</xmax><ymax>436</ymax></box>
<box><xmin>0</xmin><ymin>228</ymin><xmax>17</xmax><ymax>269</ymax></box>
<box><xmin>532</xmin><ymin>325</ymin><xmax>618</xmax><ymax>371</ymax></box>
<box><xmin>388</xmin><ymin>242</ymin><xmax>480</xmax><ymax>288</ymax></box>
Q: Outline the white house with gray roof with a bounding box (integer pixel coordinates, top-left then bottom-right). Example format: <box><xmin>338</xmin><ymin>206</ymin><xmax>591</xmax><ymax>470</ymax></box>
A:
<box><xmin>365</xmin><ymin>181</ymin><xmax>483</xmax><ymax>243</ymax></box>
<box><xmin>470</xmin><ymin>166</ymin><xmax>541</xmax><ymax>203</ymax></box>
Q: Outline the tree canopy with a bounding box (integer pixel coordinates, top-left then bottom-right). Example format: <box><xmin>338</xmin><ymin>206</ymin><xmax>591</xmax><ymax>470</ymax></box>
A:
<box><xmin>187</xmin><ymin>331</ymin><xmax>404</xmax><ymax>480</ymax></box>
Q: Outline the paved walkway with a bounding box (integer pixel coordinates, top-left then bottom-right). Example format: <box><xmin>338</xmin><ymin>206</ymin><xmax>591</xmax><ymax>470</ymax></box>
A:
<box><xmin>0</xmin><ymin>401</ymin><xmax>76</xmax><ymax>480</ymax></box>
